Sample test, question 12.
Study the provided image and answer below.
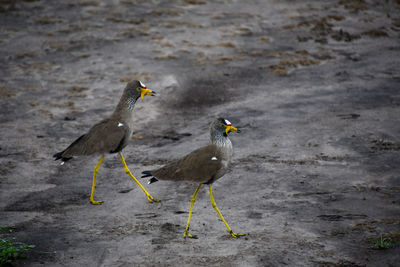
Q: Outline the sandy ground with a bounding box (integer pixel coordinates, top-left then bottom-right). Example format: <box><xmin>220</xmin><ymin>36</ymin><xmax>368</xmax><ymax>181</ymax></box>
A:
<box><xmin>1</xmin><ymin>0</ymin><xmax>400</xmax><ymax>266</ymax></box>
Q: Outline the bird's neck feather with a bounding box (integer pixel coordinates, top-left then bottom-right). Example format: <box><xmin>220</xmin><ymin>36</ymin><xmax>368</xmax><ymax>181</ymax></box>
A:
<box><xmin>126</xmin><ymin>95</ymin><xmax>139</xmax><ymax>110</ymax></box>
<box><xmin>211</xmin><ymin>131</ymin><xmax>232</xmax><ymax>148</ymax></box>
<box><xmin>112</xmin><ymin>95</ymin><xmax>138</xmax><ymax>122</ymax></box>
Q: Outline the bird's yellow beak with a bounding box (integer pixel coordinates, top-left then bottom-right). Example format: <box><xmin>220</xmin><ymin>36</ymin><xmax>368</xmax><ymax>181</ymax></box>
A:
<box><xmin>140</xmin><ymin>87</ymin><xmax>156</xmax><ymax>99</ymax></box>
<box><xmin>225</xmin><ymin>125</ymin><xmax>240</xmax><ymax>135</ymax></box>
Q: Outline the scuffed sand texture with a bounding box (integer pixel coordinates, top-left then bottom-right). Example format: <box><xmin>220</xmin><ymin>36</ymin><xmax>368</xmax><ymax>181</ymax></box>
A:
<box><xmin>1</xmin><ymin>0</ymin><xmax>399</xmax><ymax>266</ymax></box>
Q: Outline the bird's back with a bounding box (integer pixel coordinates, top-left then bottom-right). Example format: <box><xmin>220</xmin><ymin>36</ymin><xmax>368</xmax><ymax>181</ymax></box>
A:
<box><xmin>151</xmin><ymin>144</ymin><xmax>229</xmax><ymax>184</ymax></box>
<box><xmin>59</xmin><ymin>118</ymin><xmax>131</xmax><ymax>159</ymax></box>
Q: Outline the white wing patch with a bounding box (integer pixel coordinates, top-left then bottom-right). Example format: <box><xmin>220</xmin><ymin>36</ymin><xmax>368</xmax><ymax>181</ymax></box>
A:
<box><xmin>139</xmin><ymin>81</ymin><xmax>146</xmax><ymax>88</ymax></box>
<box><xmin>211</xmin><ymin>156</ymin><xmax>218</xmax><ymax>161</ymax></box>
<box><xmin>60</xmin><ymin>161</ymin><xmax>65</xmax><ymax>166</ymax></box>
<box><xmin>224</xmin><ymin>119</ymin><xmax>232</xmax><ymax>125</ymax></box>
<box><xmin>118</xmin><ymin>122</ymin><xmax>124</xmax><ymax>127</ymax></box>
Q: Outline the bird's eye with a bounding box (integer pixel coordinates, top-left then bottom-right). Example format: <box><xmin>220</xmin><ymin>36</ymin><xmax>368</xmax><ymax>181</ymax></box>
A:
<box><xmin>136</xmin><ymin>87</ymin><xmax>141</xmax><ymax>92</ymax></box>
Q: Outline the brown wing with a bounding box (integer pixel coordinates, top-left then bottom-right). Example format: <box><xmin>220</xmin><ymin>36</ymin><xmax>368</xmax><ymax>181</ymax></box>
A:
<box><xmin>61</xmin><ymin>119</ymin><xmax>130</xmax><ymax>157</ymax></box>
<box><xmin>152</xmin><ymin>144</ymin><xmax>224</xmax><ymax>184</ymax></box>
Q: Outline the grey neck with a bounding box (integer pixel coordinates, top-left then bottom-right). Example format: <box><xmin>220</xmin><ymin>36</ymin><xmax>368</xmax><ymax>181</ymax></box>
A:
<box><xmin>211</xmin><ymin>131</ymin><xmax>232</xmax><ymax>148</ymax></box>
<box><xmin>112</xmin><ymin>95</ymin><xmax>138</xmax><ymax>121</ymax></box>
<box><xmin>126</xmin><ymin>96</ymin><xmax>139</xmax><ymax>110</ymax></box>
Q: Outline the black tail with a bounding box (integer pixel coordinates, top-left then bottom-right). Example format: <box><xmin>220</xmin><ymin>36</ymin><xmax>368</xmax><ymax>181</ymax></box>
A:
<box><xmin>141</xmin><ymin>170</ymin><xmax>152</xmax><ymax>178</ymax></box>
<box><xmin>141</xmin><ymin>170</ymin><xmax>158</xmax><ymax>184</ymax></box>
<box><xmin>53</xmin><ymin>134</ymin><xmax>86</xmax><ymax>162</ymax></box>
<box><xmin>53</xmin><ymin>150</ymin><xmax>72</xmax><ymax>162</ymax></box>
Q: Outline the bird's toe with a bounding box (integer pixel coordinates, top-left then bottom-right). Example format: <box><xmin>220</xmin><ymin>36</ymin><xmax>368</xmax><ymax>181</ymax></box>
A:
<box><xmin>184</xmin><ymin>231</ymin><xmax>198</xmax><ymax>239</ymax></box>
<box><xmin>90</xmin><ymin>200</ymin><xmax>104</xmax><ymax>205</ymax></box>
<box><xmin>230</xmin><ymin>232</ymin><xmax>245</xmax><ymax>238</ymax></box>
<box><xmin>147</xmin><ymin>195</ymin><xmax>160</xmax><ymax>203</ymax></box>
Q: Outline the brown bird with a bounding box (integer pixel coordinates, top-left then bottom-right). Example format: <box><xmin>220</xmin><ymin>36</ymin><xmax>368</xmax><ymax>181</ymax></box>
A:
<box><xmin>54</xmin><ymin>80</ymin><xmax>159</xmax><ymax>204</ymax></box>
<box><xmin>142</xmin><ymin>118</ymin><xmax>244</xmax><ymax>238</ymax></box>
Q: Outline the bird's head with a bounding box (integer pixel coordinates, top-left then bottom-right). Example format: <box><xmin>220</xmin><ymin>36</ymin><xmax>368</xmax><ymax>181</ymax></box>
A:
<box><xmin>125</xmin><ymin>80</ymin><xmax>156</xmax><ymax>100</ymax></box>
<box><xmin>213</xmin><ymin>117</ymin><xmax>240</xmax><ymax>136</ymax></box>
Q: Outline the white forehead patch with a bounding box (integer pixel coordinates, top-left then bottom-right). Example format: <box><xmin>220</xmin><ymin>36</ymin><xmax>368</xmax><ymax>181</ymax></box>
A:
<box><xmin>118</xmin><ymin>122</ymin><xmax>124</xmax><ymax>127</ymax></box>
<box><xmin>139</xmin><ymin>81</ymin><xmax>146</xmax><ymax>88</ymax></box>
<box><xmin>211</xmin><ymin>156</ymin><xmax>218</xmax><ymax>161</ymax></box>
<box><xmin>224</xmin><ymin>119</ymin><xmax>232</xmax><ymax>125</ymax></box>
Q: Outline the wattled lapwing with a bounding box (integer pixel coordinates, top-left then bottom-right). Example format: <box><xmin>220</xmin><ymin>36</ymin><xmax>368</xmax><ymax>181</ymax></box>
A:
<box><xmin>54</xmin><ymin>80</ymin><xmax>159</xmax><ymax>204</ymax></box>
<box><xmin>142</xmin><ymin>118</ymin><xmax>244</xmax><ymax>238</ymax></box>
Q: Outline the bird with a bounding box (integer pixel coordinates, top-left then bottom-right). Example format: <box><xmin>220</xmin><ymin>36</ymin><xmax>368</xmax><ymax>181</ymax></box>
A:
<box><xmin>141</xmin><ymin>118</ymin><xmax>244</xmax><ymax>238</ymax></box>
<box><xmin>53</xmin><ymin>80</ymin><xmax>159</xmax><ymax>205</ymax></box>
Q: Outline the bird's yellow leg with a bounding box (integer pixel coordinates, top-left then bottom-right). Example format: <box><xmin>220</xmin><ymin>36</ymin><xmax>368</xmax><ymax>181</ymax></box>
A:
<box><xmin>184</xmin><ymin>184</ymin><xmax>202</xmax><ymax>238</ymax></box>
<box><xmin>119</xmin><ymin>153</ymin><xmax>159</xmax><ymax>203</ymax></box>
<box><xmin>209</xmin><ymin>185</ymin><xmax>245</xmax><ymax>238</ymax></box>
<box><xmin>90</xmin><ymin>155</ymin><xmax>105</xmax><ymax>205</ymax></box>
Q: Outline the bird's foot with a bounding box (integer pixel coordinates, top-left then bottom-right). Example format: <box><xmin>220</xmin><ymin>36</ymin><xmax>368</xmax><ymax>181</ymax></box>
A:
<box><xmin>146</xmin><ymin>194</ymin><xmax>160</xmax><ymax>203</ymax></box>
<box><xmin>229</xmin><ymin>231</ymin><xmax>245</xmax><ymax>238</ymax></box>
<box><xmin>183</xmin><ymin>230</ymin><xmax>198</xmax><ymax>239</ymax></box>
<box><xmin>90</xmin><ymin>199</ymin><xmax>103</xmax><ymax>205</ymax></box>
